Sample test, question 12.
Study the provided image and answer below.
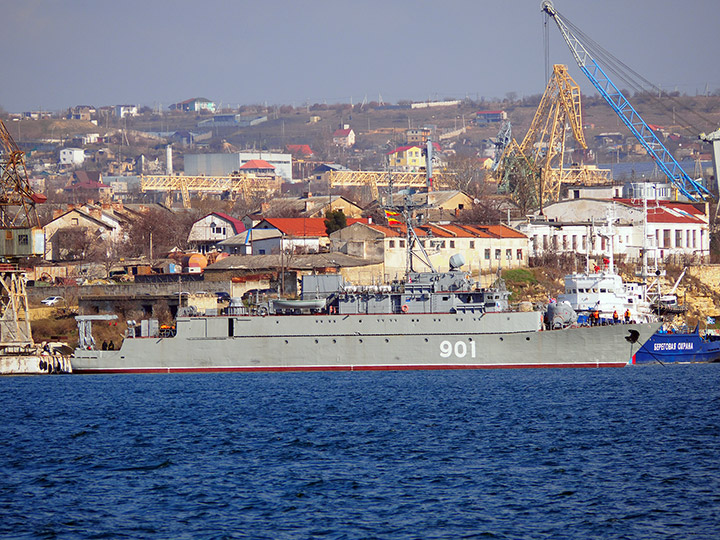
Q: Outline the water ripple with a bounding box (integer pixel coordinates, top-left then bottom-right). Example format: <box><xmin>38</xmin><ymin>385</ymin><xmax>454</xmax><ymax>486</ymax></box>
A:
<box><xmin>1</xmin><ymin>366</ymin><xmax>720</xmax><ymax>538</ymax></box>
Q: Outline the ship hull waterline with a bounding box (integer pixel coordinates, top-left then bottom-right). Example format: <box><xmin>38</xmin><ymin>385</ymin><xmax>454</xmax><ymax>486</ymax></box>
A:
<box><xmin>71</xmin><ymin>312</ymin><xmax>660</xmax><ymax>374</ymax></box>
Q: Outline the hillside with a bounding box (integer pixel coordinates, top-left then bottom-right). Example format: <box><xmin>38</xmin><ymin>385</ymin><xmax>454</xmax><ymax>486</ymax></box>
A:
<box><xmin>6</xmin><ymin>93</ymin><xmax>720</xmax><ymax>177</ymax></box>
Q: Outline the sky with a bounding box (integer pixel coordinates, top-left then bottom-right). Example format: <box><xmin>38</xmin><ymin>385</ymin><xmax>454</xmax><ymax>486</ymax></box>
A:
<box><xmin>1</xmin><ymin>0</ymin><xmax>718</xmax><ymax>113</ymax></box>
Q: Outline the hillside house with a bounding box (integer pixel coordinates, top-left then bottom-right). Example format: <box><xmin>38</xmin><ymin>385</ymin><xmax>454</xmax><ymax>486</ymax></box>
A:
<box><xmin>386</xmin><ymin>143</ymin><xmax>441</xmax><ymax>173</ymax></box>
<box><xmin>249</xmin><ymin>195</ymin><xmax>363</xmax><ymax>221</ymax></box>
<box><xmin>59</xmin><ymin>148</ymin><xmax>85</xmax><ymax>166</ymax></box>
<box><xmin>44</xmin><ymin>207</ymin><xmax>121</xmax><ymax>261</ymax></box>
<box><xmin>332</xmin><ymin>126</ymin><xmax>355</xmax><ymax>147</ymax></box>
<box><xmin>187</xmin><ymin>212</ymin><xmax>246</xmax><ymax>254</ymax></box>
<box><xmin>170</xmin><ymin>97</ymin><xmax>217</xmax><ymax>113</ymax></box>
<box><xmin>64</xmin><ymin>171</ymin><xmax>112</xmax><ymax>202</ymax></box>
<box><xmin>114</xmin><ymin>105</ymin><xmax>138</xmax><ymax>118</ymax></box>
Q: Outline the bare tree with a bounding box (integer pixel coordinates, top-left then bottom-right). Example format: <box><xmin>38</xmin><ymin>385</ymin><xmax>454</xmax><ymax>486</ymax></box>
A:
<box><xmin>445</xmin><ymin>152</ymin><xmax>485</xmax><ymax>193</ymax></box>
<box><xmin>124</xmin><ymin>207</ymin><xmax>196</xmax><ymax>258</ymax></box>
<box><xmin>54</xmin><ymin>227</ymin><xmax>96</xmax><ymax>261</ymax></box>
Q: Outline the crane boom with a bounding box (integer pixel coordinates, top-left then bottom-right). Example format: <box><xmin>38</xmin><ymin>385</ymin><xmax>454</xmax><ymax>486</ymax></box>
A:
<box><xmin>541</xmin><ymin>0</ymin><xmax>711</xmax><ymax>201</ymax></box>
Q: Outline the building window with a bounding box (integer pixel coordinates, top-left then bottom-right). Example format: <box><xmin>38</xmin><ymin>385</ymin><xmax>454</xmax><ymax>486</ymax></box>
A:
<box><xmin>485</xmin><ymin>249</ymin><xmax>490</xmax><ymax>260</ymax></box>
<box><xmin>449</xmin><ymin>240</ymin><xmax>455</xmax><ymax>249</ymax></box>
<box><xmin>469</xmin><ymin>240</ymin><xmax>475</xmax><ymax>249</ymax></box>
<box><xmin>495</xmin><ymin>249</ymin><xmax>501</xmax><ymax>260</ymax></box>
<box><xmin>516</xmin><ymin>249</ymin><xmax>523</xmax><ymax>260</ymax></box>
<box><xmin>18</xmin><ymin>234</ymin><xmax>29</xmax><ymax>246</ymax></box>
<box><xmin>399</xmin><ymin>240</ymin><xmax>405</xmax><ymax>248</ymax></box>
<box><xmin>572</xmin><ymin>235</ymin><xmax>577</xmax><ymax>250</ymax></box>
<box><xmin>389</xmin><ymin>240</ymin><xmax>395</xmax><ymax>248</ymax></box>
<box><xmin>663</xmin><ymin>229</ymin><xmax>671</xmax><ymax>248</ymax></box>
<box><xmin>675</xmin><ymin>230</ymin><xmax>683</xmax><ymax>248</ymax></box>
<box><xmin>693</xmin><ymin>230</ymin><xmax>697</xmax><ymax>248</ymax></box>
<box><xmin>440</xmin><ymin>241</ymin><xmax>446</xmax><ymax>249</ymax></box>
<box><xmin>71</xmin><ymin>218</ymin><xmax>79</xmax><ymax>226</ymax></box>
<box><xmin>506</xmin><ymin>249</ymin><xmax>512</xmax><ymax>260</ymax></box>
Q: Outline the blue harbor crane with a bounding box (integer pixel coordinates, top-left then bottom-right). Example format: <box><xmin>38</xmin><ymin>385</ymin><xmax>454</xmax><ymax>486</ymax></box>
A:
<box><xmin>541</xmin><ymin>0</ymin><xmax>712</xmax><ymax>201</ymax></box>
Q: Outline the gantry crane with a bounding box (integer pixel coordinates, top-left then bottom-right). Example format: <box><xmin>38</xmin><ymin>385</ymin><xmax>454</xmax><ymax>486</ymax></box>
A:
<box><xmin>140</xmin><ymin>173</ymin><xmax>283</xmax><ymax>209</ymax></box>
<box><xmin>496</xmin><ymin>64</ymin><xmax>610</xmax><ymax>212</ymax></box>
<box><xmin>0</xmin><ymin>120</ymin><xmax>45</xmax><ymax>230</ymax></box>
<box><xmin>541</xmin><ymin>0</ymin><xmax>712</xmax><ymax>201</ymax></box>
<box><xmin>0</xmin><ymin>120</ymin><xmax>48</xmax><ymax>353</ymax></box>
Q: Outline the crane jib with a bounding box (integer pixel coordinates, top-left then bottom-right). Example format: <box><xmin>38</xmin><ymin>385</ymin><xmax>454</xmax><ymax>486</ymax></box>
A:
<box><xmin>541</xmin><ymin>0</ymin><xmax>712</xmax><ymax>201</ymax></box>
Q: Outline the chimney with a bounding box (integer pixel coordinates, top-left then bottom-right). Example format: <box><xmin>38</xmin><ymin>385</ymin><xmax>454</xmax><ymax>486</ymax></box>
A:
<box><xmin>166</xmin><ymin>144</ymin><xmax>173</xmax><ymax>175</ymax></box>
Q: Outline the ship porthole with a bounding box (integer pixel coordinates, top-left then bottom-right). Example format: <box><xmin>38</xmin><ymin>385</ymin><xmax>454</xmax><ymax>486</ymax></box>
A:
<box><xmin>425</xmin><ymin>338</ymin><xmax>429</xmax><ymax>342</ymax></box>
<box><xmin>332</xmin><ymin>339</ymin><xmax>336</xmax><ymax>343</ymax></box>
<box><xmin>499</xmin><ymin>337</ymin><xmax>504</xmax><ymax>341</ymax></box>
<box><xmin>285</xmin><ymin>340</ymin><xmax>289</xmax><ymax>344</ymax></box>
<box><xmin>359</xmin><ymin>338</ymin><xmax>363</xmax><ymax>343</ymax></box>
<box><xmin>314</xmin><ymin>339</ymin><xmax>319</xmax><ymax>344</ymax></box>
<box><xmin>526</xmin><ymin>337</ymin><xmax>531</xmax><ymax>341</ymax></box>
<box><xmin>385</xmin><ymin>338</ymin><xmax>389</xmax><ymax>343</ymax></box>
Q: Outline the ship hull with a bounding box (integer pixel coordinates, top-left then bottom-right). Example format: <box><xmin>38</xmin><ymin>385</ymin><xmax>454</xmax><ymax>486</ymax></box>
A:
<box><xmin>632</xmin><ymin>330</ymin><xmax>720</xmax><ymax>364</ymax></box>
<box><xmin>71</xmin><ymin>312</ymin><xmax>660</xmax><ymax>374</ymax></box>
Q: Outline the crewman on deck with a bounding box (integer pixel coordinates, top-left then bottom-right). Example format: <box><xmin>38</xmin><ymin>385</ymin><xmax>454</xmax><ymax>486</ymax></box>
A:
<box><xmin>624</xmin><ymin>309</ymin><xmax>631</xmax><ymax>323</ymax></box>
<box><xmin>613</xmin><ymin>310</ymin><xmax>619</xmax><ymax>324</ymax></box>
<box><xmin>593</xmin><ymin>309</ymin><xmax>601</xmax><ymax>326</ymax></box>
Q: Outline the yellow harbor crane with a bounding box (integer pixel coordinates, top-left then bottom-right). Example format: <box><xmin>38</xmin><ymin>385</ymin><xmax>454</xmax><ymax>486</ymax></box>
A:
<box><xmin>325</xmin><ymin>170</ymin><xmax>456</xmax><ymax>201</ymax></box>
<box><xmin>496</xmin><ymin>64</ymin><xmax>610</xmax><ymax>212</ymax></box>
<box><xmin>140</xmin><ymin>174</ymin><xmax>283</xmax><ymax>208</ymax></box>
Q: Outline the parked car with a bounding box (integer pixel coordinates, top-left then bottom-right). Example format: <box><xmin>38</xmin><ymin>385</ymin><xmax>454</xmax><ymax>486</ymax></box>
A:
<box><xmin>41</xmin><ymin>296</ymin><xmax>64</xmax><ymax>306</ymax></box>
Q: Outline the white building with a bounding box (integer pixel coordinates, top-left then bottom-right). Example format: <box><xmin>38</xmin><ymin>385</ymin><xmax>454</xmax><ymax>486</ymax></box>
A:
<box><xmin>187</xmin><ymin>212</ymin><xmax>245</xmax><ymax>254</ymax></box>
<box><xmin>59</xmin><ymin>148</ymin><xmax>85</xmax><ymax>166</ymax></box>
<box><xmin>115</xmin><ymin>105</ymin><xmax>138</xmax><ymax>118</ymax></box>
<box><xmin>514</xmin><ymin>198</ymin><xmax>710</xmax><ymax>263</ymax></box>
<box><xmin>184</xmin><ymin>152</ymin><xmax>293</xmax><ymax>181</ymax></box>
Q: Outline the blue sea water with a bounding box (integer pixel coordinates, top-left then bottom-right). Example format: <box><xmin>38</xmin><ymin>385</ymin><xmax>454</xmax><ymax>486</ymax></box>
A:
<box><xmin>2</xmin><ymin>366</ymin><xmax>720</xmax><ymax>539</ymax></box>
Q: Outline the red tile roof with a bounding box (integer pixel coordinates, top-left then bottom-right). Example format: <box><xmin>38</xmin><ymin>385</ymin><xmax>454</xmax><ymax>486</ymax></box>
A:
<box><xmin>614</xmin><ymin>198</ymin><xmax>706</xmax><ymax>223</ymax></box>
<box><xmin>614</xmin><ymin>198</ymin><xmax>704</xmax><ymax>215</ymax></box>
<box><xmin>240</xmin><ymin>159</ymin><xmax>274</xmax><ymax>170</ymax></box>
<box><xmin>286</xmin><ymin>144</ymin><xmax>313</xmax><ymax>156</ymax></box>
<box><xmin>333</xmin><ymin>128</ymin><xmax>352</xmax><ymax>137</ymax></box>
<box><xmin>261</xmin><ymin>217</ymin><xmax>369</xmax><ymax>237</ymax></box>
<box><xmin>366</xmin><ymin>222</ymin><xmax>526</xmax><ymax>239</ymax></box>
<box><xmin>207</xmin><ymin>212</ymin><xmax>245</xmax><ymax>234</ymax></box>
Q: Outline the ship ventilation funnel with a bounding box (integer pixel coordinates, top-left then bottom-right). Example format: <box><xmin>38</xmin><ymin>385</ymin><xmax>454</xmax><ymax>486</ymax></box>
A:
<box><xmin>449</xmin><ymin>254</ymin><xmax>465</xmax><ymax>270</ymax></box>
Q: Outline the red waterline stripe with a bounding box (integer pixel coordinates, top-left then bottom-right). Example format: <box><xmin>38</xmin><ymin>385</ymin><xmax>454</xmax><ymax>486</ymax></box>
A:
<box><xmin>71</xmin><ymin>362</ymin><xmax>628</xmax><ymax>374</ymax></box>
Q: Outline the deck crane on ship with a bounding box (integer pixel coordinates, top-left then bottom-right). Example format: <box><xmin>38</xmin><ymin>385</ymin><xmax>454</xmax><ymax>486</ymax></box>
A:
<box><xmin>541</xmin><ymin>0</ymin><xmax>714</xmax><ymax>202</ymax></box>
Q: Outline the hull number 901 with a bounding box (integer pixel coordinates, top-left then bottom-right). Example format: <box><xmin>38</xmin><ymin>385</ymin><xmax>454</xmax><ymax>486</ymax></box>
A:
<box><xmin>440</xmin><ymin>340</ymin><xmax>476</xmax><ymax>359</ymax></box>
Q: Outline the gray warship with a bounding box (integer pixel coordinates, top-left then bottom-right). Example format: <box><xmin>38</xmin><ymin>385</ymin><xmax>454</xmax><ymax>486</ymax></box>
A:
<box><xmin>71</xmin><ymin>253</ymin><xmax>660</xmax><ymax>373</ymax></box>
<box><xmin>72</xmin><ymin>189</ymin><xmax>659</xmax><ymax>373</ymax></box>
